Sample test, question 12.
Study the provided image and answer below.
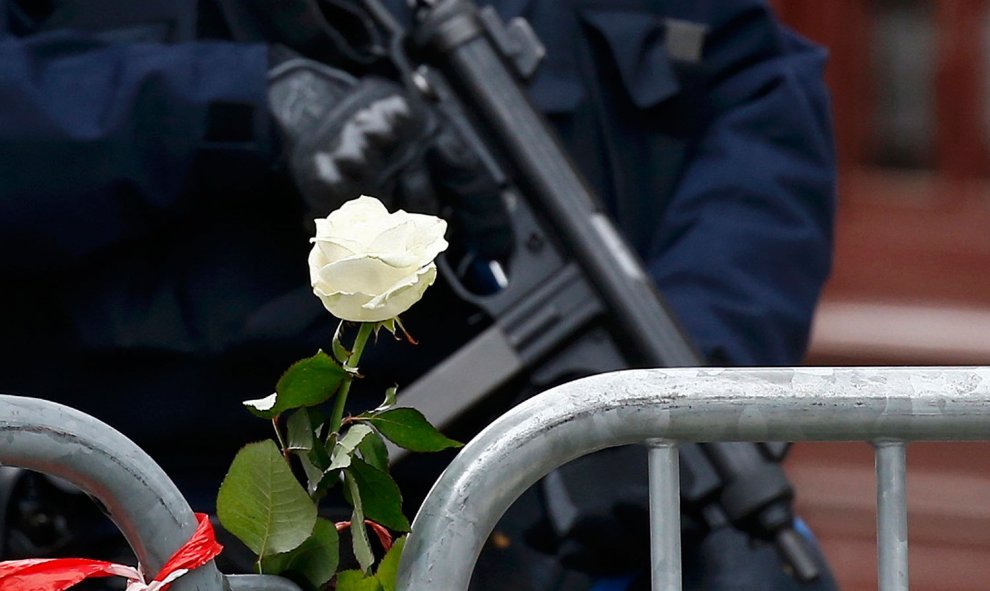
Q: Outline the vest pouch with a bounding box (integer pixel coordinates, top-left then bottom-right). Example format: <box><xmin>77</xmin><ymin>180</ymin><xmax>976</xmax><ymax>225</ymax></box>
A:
<box><xmin>577</xmin><ymin>6</ymin><xmax>683</xmax><ymax>110</ymax></box>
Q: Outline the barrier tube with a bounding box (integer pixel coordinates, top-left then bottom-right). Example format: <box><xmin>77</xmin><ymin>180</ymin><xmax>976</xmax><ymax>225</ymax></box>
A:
<box><xmin>0</xmin><ymin>395</ymin><xmax>224</xmax><ymax>591</ymax></box>
<box><xmin>396</xmin><ymin>366</ymin><xmax>990</xmax><ymax>590</ymax></box>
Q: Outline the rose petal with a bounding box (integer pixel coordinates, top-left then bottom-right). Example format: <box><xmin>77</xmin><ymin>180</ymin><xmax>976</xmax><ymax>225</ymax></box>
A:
<box><xmin>318</xmin><ymin>255</ymin><xmax>418</xmax><ymax>296</ymax></box>
<box><xmin>362</xmin><ymin>264</ymin><xmax>438</xmax><ymax>320</ymax></box>
<box><xmin>364</xmin><ymin>219</ymin><xmax>419</xmax><ymax>266</ymax></box>
<box><xmin>308</xmin><ymin>195</ymin><xmax>448</xmax><ymax>322</ymax></box>
<box><xmin>307</xmin><ymin>246</ymin><xmax>327</xmax><ymax>287</ymax></box>
<box><xmin>321</xmin><ymin>196</ymin><xmax>397</xmax><ymax>238</ymax></box>
<box><xmin>312</xmin><ymin>286</ymin><xmax>378</xmax><ymax>322</ymax></box>
<box><xmin>313</xmin><ymin>237</ymin><xmax>360</xmax><ymax>264</ymax></box>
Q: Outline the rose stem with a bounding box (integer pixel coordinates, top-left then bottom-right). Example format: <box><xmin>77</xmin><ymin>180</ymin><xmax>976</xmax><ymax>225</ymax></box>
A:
<box><xmin>327</xmin><ymin>322</ymin><xmax>374</xmax><ymax>439</ymax></box>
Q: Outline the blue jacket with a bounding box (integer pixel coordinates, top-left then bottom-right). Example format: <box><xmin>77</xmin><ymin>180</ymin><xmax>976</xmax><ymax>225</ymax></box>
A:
<box><xmin>0</xmin><ymin>0</ymin><xmax>834</xmax><ymax>486</ymax></box>
<box><xmin>480</xmin><ymin>0</ymin><xmax>835</xmax><ymax>366</ymax></box>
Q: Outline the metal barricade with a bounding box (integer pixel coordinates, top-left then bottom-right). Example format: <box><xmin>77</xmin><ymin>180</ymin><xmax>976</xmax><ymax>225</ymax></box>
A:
<box><xmin>395</xmin><ymin>366</ymin><xmax>990</xmax><ymax>591</ymax></box>
<box><xmin>0</xmin><ymin>395</ymin><xmax>300</xmax><ymax>591</ymax></box>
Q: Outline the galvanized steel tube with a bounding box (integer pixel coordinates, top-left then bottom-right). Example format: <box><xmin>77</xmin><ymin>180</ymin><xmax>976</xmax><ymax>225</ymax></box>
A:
<box><xmin>396</xmin><ymin>367</ymin><xmax>990</xmax><ymax>590</ymax></box>
<box><xmin>875</xmin><ymin>441</ymin><xmax>909</xmax><ymax>591</ymax></box>
<box><xmin>648</xmin><ymin>439</ymin><xmax>682</xmax><ymax>591</ymax></box>
<box><xmin>0</xmin><ymin>396</ymin><xmax>224</xmax><ymax>591</ymax></box>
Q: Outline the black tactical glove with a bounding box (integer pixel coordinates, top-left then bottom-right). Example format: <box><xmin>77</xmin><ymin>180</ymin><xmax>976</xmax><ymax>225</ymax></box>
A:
<box><xmin>267</xmin><ymin>49</ymin><xmax>513</xmax><ymax>266</ymax></box>
<box><xmin>267</xmin><ymin>48</ymin><xmax>428</xmax><ymax>213</ymax></box>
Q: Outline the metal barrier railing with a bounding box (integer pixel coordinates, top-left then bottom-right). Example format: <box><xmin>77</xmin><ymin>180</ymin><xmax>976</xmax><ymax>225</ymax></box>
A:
<box><xmin>5</xmin><ymin>368</ymin><xmax>989</xmax><ymax>590</ymax></box>
<box><xmin>395</xmin><ymin>366</ymin><xmax>990</xmax><ymax>591</ymax></box>
<box><xmin>0</xmin><ymin>395</ymin><xmax>300</xmax><ymax>591</ymax></box>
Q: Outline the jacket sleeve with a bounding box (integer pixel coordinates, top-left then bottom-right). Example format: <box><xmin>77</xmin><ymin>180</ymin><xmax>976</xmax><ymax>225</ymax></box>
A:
<box><xmin>0</xmin><ymin>27</ymin><xmax>274</xmax><ymax>273</ymax></box>
<box><xmin>645</xmin><ymin>0</ymin><xmax>836</xmax><ymax>366</ymax></box>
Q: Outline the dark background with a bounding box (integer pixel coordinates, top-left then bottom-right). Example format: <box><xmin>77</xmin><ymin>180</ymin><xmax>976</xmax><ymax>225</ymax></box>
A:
<box><xmin>771</xmin><ymin>1</ymin><xmax>990</xmax><ymax>589</ymax></box>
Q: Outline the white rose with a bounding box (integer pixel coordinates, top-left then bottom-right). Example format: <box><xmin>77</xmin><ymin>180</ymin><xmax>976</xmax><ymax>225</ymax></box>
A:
<box><xmin>308</xmin><ymin>195</ymin><xmax>449</xmax><ymax>322</ymax></box>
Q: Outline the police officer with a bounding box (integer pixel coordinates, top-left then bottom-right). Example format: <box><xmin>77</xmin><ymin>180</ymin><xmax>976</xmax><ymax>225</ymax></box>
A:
<box><xmin>0</xmin><ymin>0</ymin><xmax>836</xmax><ymax>589</ymax></box>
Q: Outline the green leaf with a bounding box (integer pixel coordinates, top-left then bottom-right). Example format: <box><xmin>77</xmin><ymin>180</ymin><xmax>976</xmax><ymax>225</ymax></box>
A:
<box><xmin>339</xmin><ymin>424</ymin><xmax>375</xmax><ymax>454</ymax></box>
<box><xmin>376</xmin><ymin>535</ymin><xmax>406</xmax><ymax>591</ymax></box>
<box><xmin>307</xmin><ymin>406</ymin><xmax>326</xmax><ymax>436</ymax></box>
<box><xmin>286</xmin><ymin>408</ymin><xmax>339</xmax><ymax>497</ymax></box>
<box><xmin>217</xmin><ymin>440</ymin><xmax>317</xmax><ymax>557</ymax></box>
<box><xmin>360</xmin><ymin>408</ymin><xmax>462</xmax><ymax>452</ymax></box>
<box><xmin>335</xmin><ymin>569</ymin><xmax>383</xmax><ymax>591</ymax></box>
<box><xmin>286</xmin><ymin>409</ymin><xmax>316</xmax><ymax>452</ymax></box>
<box><xmin>297</xmin><ymin>453</ymin><xmax>325</xmax><ymax>498</ymax></box>
<box><xmin>374</xmin><ymin>318</ymin><xmax>397</xmax><ymax>338</ymax></box>
<box><xmin>261</xmin><ymin>518</ymin><xmax>339</xmax><ymax>590</ymax></box>
<box><xmin>332</xmin><ymin>321</ymin><xmax>351</xmax><ymax>364</ymax></box>
<box><xmin>283</xmin><ymin>410</ymin><xmax>332</xmax><ymax>496</ymax></box>
<box><xmin>346</xmin><ymin>457</ymin><xmax>410</xmax><ymax>532</ymax></box>
<box><xmin>309</xmin><ymin>472</ymin><xmax>345</xmax><ymax>508</ymax></box>
<box><xmin>357</xmin><ymin>431</ymin><xmax>389</xmax><ymax>472</ymax></box>
<box><xmin>328</xmin><ymin>535</ymin><xmax>404</xmax><ymax>591</ymax></box>
<box><xmin>345</xmin><ymin>472</ymin><xmax>375</xmax><ymax>573</ymax></box>
<box><xmin>245</xmin><ymin>351</ymin><xmax>347</xmax><ymax>419</ymax></box>
<box><xmin>377</xmin><ymin>385</ymin><xmax>397</xmax><ymax>410</ymax></box>
<box><xmin>329</xmin><ymin>424</ymin><xmax>374</xmax><ymax>471</ymax></box>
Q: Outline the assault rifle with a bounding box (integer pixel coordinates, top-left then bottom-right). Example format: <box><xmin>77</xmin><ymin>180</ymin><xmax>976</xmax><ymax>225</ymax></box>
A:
<box><xmin>352</xmin><ymin>0</ymin><xmax>821</xmax><ymax>582</ymax></box>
